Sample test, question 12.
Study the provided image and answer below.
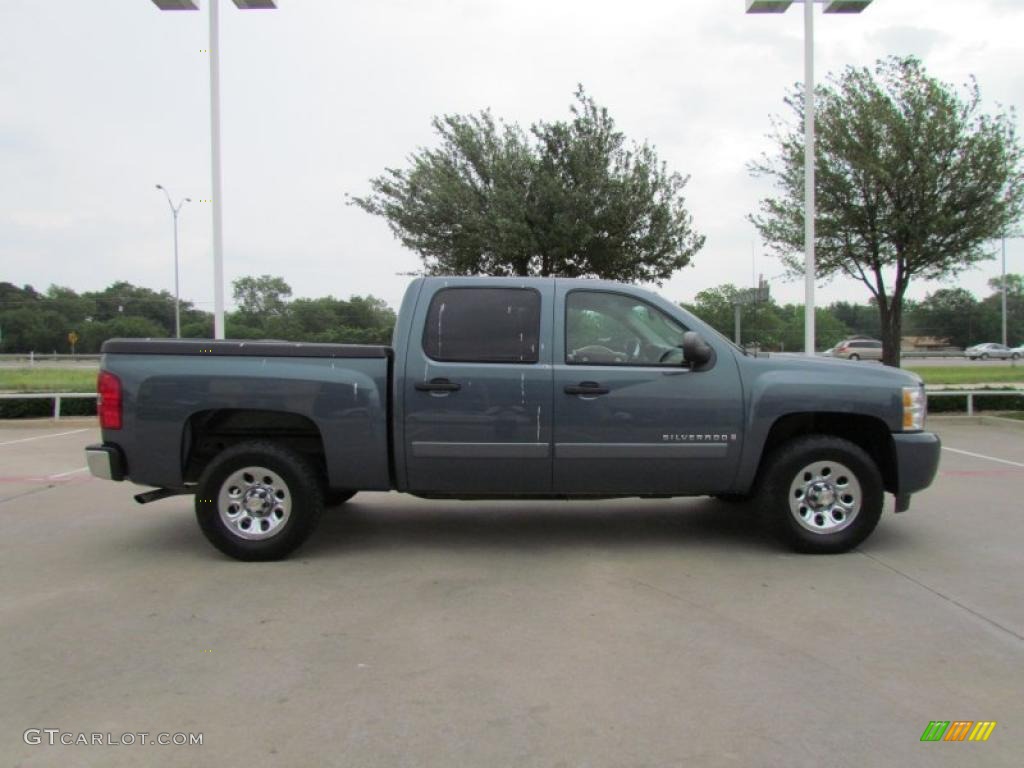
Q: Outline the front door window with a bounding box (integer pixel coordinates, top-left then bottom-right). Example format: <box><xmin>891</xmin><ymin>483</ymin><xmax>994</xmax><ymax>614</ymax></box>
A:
<box><xmin>566</xmin><ymin>291</ymin><xmax>687</xmax><ymax>366</ymax></box>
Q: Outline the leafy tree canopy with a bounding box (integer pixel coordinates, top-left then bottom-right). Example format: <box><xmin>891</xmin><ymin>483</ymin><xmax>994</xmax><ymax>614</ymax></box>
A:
<box><xmin>750</xmin><ymin>56</ymin><xmax>1024</xmax><ymax>365</ymax></box>
<box><xmin>232</xmin><ymin>275</ymin><xmax>293</xmax><ymax>318</ymax></box>
<box><xmin>352</xmin><ymin>86</ymin><xmax>705</xmax><ymax>284</ymax></box>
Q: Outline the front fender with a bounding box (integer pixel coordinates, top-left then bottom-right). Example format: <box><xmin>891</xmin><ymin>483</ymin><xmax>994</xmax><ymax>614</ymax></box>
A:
<box><xmin>733</xmin><ymin>367</ymin><xmax>903</xmax><ymax>491</ymax></box>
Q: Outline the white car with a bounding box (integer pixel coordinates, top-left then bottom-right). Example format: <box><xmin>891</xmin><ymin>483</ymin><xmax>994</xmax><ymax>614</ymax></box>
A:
<box><xmin>964</xmin><ymin>343</ymin><xmax>1018</xmax><ymax>360</ymax></box>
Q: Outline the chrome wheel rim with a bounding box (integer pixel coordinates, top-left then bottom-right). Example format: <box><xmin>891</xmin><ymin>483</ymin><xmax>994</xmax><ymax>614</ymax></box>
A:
<box><xmin>788</xmin><ymin>460</ymin><xmax>861</xmax><ymax>535</ymax></box>
<box><xmin>218</xmin><ymin>466</ymin><xmax>291</xmax><ymax>541</ymax></box>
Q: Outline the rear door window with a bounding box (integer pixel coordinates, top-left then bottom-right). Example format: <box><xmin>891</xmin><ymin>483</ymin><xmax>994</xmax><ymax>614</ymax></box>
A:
<box><xmin>422</xmin><ymin>288</ymin><xmax>541</xmax><ymax>363</ymax></box>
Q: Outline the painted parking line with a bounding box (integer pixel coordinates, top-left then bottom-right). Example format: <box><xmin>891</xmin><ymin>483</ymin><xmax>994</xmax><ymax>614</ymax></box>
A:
<box><xmin>0</xmin><ymin>467</ymin><xmax>91</xmax><ymax>484</ymax></box>
<box><xmin>49</xmin><ymin>466</ymin><xmax>89</xmax><ymax>479</ymax></box>
<box><xmin>942</xmin><ymin>447</ymin><xmax>1024</xmax><ymax>469</ymax></box>
<box><xmin>0</xmin><ymin>428</ymin><xmax>90</xmax><ymax>447</ymax></box>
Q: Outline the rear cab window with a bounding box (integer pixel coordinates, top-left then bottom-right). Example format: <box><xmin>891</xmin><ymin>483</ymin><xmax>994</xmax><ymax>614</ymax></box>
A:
<box><xmin>422</xmin><ymin>287</ymin><xmax>541</xmax><ymax>364</ymax></box>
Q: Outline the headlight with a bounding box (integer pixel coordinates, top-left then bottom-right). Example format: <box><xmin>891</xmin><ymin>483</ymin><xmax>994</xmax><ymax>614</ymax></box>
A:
<box><xmin>902</xmin><ymin>386</ymin><xmax>926</xmax><ymax>431</ymax></box>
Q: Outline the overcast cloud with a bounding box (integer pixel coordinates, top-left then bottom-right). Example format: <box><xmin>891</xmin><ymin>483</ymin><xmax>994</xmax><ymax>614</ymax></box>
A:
<box><xmin>1</xmin><ymin>0</ymin><xmax>1022</xmax><ymax>313</ymax></box>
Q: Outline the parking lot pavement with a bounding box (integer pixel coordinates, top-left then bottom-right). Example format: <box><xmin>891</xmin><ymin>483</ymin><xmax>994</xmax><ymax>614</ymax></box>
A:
<box><xmin>1</xmin><ymin>421</ymin><xmax>1022</xmax><ymax>767</ymax></box>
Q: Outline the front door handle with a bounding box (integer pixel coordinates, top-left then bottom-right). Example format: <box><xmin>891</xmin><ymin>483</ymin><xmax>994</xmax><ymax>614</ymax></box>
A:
<box><xmin>415</xmin><ymin>377</ymin><xmax>462</xmax><ymax>393</ymax></box>
<box><xmin>564</xmin><ymin>381</ymin><xmax>609</xmax><ymax>396</ymax></box>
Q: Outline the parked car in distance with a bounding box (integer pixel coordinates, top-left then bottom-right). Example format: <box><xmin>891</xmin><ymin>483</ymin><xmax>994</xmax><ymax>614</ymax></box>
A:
<box><xmin>965</xmin><ymin>343</ymin><xmax>1018</xmax><ymax>360</ymax></box>
<box><xmin>832</xmin><ymin>339</ymin><xmax>883</xmax><ymax>361</ymax></box>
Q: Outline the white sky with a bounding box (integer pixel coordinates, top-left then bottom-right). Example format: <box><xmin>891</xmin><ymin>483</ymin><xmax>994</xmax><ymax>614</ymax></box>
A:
<box><xmin>1</xmin><ymin>0</ymin><xmax>1022</xmax><ymax>313</ymax></box>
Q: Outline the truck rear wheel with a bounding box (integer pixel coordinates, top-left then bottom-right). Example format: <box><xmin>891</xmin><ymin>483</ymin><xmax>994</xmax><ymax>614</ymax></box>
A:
<box><xmin>195</xmin><ymin>441</ymin><xmax>324</xmax><ymax>561</ymax></box>
<box><xmin>757</xmin><ymin>435</ymin><xmax>883</xmax><ymax>554</ymax></box>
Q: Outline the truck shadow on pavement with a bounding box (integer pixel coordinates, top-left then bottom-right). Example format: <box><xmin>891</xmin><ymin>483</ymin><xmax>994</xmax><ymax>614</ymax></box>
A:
<box><xmin>113</xmin><ymin>496</ymin><xmax>918</xmax><ymax>561</ymax></box>
<box><xmin>300</xmin><ymin>497</ymin><xmax>779</xmax><ymax>557</ymax></box>
<box><xmin>113</xmin><ymin>497</ymin><xmax>785</xmax><ymax>561</ymax></box>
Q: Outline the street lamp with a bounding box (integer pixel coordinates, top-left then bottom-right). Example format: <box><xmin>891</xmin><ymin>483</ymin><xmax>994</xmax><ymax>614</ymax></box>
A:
<box><xmin>155</xmin><ymin>185</ymin><xmax>191</xmax><ymax>338</ymax></box>
<box><xmin>746</xmin><ymin>0</ymin><xmax>873</xmax><ymax>355</ymax></box>
<box><xmin>151</xmin><ymin>0</ymin><xmax>278</xmax><ymax>339</ymax></box>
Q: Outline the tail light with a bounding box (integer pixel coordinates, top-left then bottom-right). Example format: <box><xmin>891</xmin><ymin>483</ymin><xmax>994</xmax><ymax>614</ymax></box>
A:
<box><xmin>98</xmin><ymin>371</ymin><xmax>122</xmax><ymax>430</ymax></box>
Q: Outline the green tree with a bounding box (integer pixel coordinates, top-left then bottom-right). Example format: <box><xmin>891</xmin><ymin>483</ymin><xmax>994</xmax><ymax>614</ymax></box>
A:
<box><xmin>982</xmin><ymin>272</ymin><xmax>1024</xmax><ymax>345</ymax></box>
<box><xmin>352</xmin><ymin>86</ymin><xmax>704</xmax><ymax>283</ymax></box>
<box><xmin>913</xmin><ymin>288</ymin><xmax>983</xmax><ymax>349</ymax></box>
<box><xmin>44</xmin><ymin>286</ymin><xmax>96</xmax><ymax>326</ymax></box>
<box><xmin>81</xmin><ymin>316</ymin><xmax>166</xmax><ymax>353</ymax></box>
<box><xmin>83</xmin><ymin>282</ymin><xmax>179</xmax><ymax>334</ymax></box>
<box><xmin>750</xmin><ymin>56</ymin><xmax>1024</xmax><ymax>366</ymax></box>
<box><xmin>829</xmin><ymin>301</ymin><xmax>881</xmax><ymax>340</ymax></box>
<box><xmin>181</xmin><ymin>316</ymin><xmax>214</xmax><ymax>339</ymax></box>
<box><xmin>776</xmin><ymin>305</ymin><xmax>851</xmax><ymax>353</ymax></box>
<box><xmin>0</xmin><ymin>282</ymin><xmax>41</xmax><ymax>309</ymax></box>
<box><xmin>685</xmin><ymin>284</ymin><xmax>786</xmax><ymax>349</ymax></box>
<box><xmin>0</xmin><ymin>308</ymin><xmax>66</xmax><ymax>352</ymax></box>
<box><xmin>232</xmin><ymin>275</ymin><xmax>292</xmax><ymax>318</ymax></box>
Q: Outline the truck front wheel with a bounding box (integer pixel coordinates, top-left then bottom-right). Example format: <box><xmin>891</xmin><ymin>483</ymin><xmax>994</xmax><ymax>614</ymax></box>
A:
<box><xmin>195</xmin><ymin>441</ymin><xmax>324</xmax><ymax>561</ymax></box>
<box><xmin>757</xmin><ymin>435</ymin><xmax>883</xmax><ymax>554</ymax></box>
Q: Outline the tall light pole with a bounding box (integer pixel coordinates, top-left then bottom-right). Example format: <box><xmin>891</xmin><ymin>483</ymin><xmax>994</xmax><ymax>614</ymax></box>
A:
<box><xmin>151</xmin><ymin>0</ymin><xmax>277</xmax><ymax>339</ymax></box>
<box><xmin>746</xmin><ymin>0</ymin><xmax>873</xmax><ymax>356</ymax></box>
<box><xmin>156</xmin><ymin>185</ymin><xmax>192</xmax><ymax>338</ymax></box>
<box><xmin>1000</xmin><ymin>232</ymin><xmax>1024</xmax><ymax>347</ymax></box>
<box><xmin>1003</xmin><ymin>234</ymin><xmax>1009</xmax><ymax>347</ymax></box>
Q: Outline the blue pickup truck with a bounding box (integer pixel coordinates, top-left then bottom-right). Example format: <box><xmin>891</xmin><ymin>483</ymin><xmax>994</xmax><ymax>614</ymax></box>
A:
<box><xmin>86</xmin><ymin>277</ymin><xmax>940</xmax><ymax>560</ymax></box>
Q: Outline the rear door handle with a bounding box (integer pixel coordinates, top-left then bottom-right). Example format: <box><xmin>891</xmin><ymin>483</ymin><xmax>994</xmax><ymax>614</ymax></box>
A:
<box><xmin>415</xmin><ymin>377</ymin><xmax>462</xmax><ymax>392</ymax></box>
<box><xmin>564</xmin><ymin>381</ymin><xmax>609</xmax><ymax>396</ymax></box>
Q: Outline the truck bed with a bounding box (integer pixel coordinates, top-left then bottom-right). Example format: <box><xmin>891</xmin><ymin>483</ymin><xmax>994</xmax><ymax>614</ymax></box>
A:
<box><xmin>99</xmin><ymin>338</ymin><xmax>393</xmax><ymax>493</ymax></box>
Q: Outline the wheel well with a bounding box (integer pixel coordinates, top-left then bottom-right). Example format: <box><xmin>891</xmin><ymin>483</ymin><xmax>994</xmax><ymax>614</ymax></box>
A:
<box><xmin>759</xmin><ymin>412</ymin><xmax>897</xmax><ymax>493</ymax></box>
<box><xmin>183</xmin><ymin>409</ymin><xmax>326</xmax><ymax>483</ymax></box>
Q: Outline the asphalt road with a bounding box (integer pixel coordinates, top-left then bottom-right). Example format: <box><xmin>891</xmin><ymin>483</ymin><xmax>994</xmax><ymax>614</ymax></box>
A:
<box><xmin>1</xmin><ymin>419</ymin><xmax>1022</xmax><ymax>767</ymax></box>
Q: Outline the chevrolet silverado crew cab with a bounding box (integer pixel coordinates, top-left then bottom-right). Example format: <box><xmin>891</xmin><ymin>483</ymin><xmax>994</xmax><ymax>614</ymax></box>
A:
<box><xmin>86</xmin><ymin>277</ymin><xmax>941</xmax><ymax>561</ymax></box>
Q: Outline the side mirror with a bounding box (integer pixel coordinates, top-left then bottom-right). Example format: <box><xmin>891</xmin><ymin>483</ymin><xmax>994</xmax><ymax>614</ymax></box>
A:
<box><xmin>682</xmin><ymin>331</ymin><xmax>713</xmax><ymax>369</ymax></box>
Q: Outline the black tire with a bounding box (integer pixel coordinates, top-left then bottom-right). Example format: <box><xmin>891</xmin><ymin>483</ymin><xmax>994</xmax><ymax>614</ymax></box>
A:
<box><xmin>195</xmin><ymin>441</ymin><xmax>324</xmax><ymax>561</ymax></box>
<box><xmin>1012</xmin><ymin>353</ymin><xmax>1020</xmax><ymax>361</ymax></box>
<box><xmin>981</xmin><ymin>353</ymin><xmax>989</xmax><ymax>360</ymax></box>
<box><xmin>755</xmin><ymin>435</ymin><xmax>883</xmax><ymax>554</ymax></box>
<box><xmin>325</xmin><ymin>489</ymin><xmax>357</xmax><ymax>507</ymax></box>
<box><xmin>848</xmin><ymin>353</ymin><xmax>860</xmax><ymax>361</ymax></box>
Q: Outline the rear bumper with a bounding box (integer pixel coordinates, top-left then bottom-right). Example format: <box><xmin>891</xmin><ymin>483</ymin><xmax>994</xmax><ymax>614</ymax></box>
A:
<box><xmin>892</xmin><ymin>431</ymin><xmax>941</xmax><ymax>496</ymax></box>
<box><xmin>85</xmin><ymin>443</ymin><xmax>126</xmax><ymax>482</ymax></box>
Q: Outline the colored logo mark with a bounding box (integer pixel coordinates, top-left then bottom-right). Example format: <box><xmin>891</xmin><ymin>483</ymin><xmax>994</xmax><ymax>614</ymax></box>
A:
<box><xmin>920</xmin><ymin>721</ymin><xmax>997</xmax><ymax>742</ymax></box>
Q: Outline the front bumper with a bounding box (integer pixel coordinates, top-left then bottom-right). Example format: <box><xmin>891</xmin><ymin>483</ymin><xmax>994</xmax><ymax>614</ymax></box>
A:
<box><xmin>85</xmin><ymin>444</ymin><xmax>126</xmax><ymax>482</ymax></box>
<box><xmin>892</xmin><ymin>431</ymin><xmax>941</xmax><ymax>497</ymax></box>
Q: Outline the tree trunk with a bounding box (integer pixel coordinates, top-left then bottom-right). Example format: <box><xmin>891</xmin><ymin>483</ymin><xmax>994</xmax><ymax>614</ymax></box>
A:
<box><xmin>879</xmin><ymin>299</ymin><xmax>903</xmax><ymax>368</ymax></box>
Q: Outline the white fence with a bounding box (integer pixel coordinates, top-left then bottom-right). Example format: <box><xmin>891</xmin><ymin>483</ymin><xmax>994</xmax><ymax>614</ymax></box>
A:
<box><xmin>0</xmin><ymin>353</ymin><xmax>101</xmax><ymax>365</ymax></box>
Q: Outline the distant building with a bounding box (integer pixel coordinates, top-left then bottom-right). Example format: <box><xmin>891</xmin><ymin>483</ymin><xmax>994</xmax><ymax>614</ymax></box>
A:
<box><xmin>901</xmin><ymin>336</ymin><xmax>953</xmax><ymax>351</ymax></box>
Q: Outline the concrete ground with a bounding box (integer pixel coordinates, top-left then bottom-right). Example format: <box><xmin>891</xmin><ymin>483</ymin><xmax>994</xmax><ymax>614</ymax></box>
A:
<box><xmin>1</xmin><ymin>419</ymin><xmax>1021</xmax><ymax>767</ymax></box>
